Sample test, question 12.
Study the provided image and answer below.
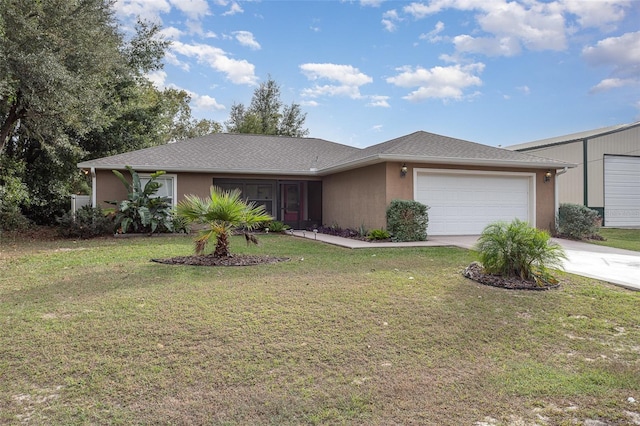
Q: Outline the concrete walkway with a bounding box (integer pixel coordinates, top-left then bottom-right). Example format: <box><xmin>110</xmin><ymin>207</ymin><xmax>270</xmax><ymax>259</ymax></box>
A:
<box><xmin>289</xmin><ymin>230</ymin><xmax>640</xmax><ymax>291</ymax></box>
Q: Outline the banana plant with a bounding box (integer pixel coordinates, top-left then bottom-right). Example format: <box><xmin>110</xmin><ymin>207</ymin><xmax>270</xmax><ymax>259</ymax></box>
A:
<box><xmin>108</xmin><ymin>166</ymin><xmax>174</xmax><ymax>234</ymax></box>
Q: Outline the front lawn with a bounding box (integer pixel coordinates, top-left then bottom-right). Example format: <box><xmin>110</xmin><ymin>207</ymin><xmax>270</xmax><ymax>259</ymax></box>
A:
<box><xmin>592</xmin><ymin>228</ymin><xmax>640</xmax><ymax>252</ymax></box>
<box><xmin>1</xmin><ymin>234</ymin><xmax>639</xmax><ymax>425</ymax></box>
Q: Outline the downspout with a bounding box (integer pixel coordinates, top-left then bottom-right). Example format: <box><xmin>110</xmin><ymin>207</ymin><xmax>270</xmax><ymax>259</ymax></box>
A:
<box><xmin>91</xmin><ymin>167</ymin><xmax>96</xmax><ymax>208</ymax></box>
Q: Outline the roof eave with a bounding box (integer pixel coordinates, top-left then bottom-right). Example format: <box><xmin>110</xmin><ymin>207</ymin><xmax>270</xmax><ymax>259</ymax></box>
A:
<box><xmin>316</xmin><ymin>154</ymin><xmax>575</xmax><ymax>175</ymax></box>
<box><xmin>76</xmin><ymin>163</ymin><xmax>321</xmax><ymax>176</ymax></box>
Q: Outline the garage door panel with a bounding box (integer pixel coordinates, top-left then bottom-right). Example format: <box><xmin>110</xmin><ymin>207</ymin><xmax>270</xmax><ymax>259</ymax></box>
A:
<box><xmin>605</xmin><ymin>156</ymin><xmax>640</xmax><ymax>227</ymax></box>
<box><xmin>416</xmin><ymin>172</ymin><xmax>533</xmax><ymax>236</ymax></box>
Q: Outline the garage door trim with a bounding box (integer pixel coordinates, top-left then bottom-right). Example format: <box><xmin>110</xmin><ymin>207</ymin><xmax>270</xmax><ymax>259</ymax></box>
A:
<box><xmin>413</xmin><ymin>168</ymin><xmax>537</xmax><ymax>235</ymax></box>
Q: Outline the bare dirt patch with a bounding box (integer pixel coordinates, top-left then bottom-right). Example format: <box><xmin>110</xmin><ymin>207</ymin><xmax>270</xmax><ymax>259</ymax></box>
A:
<box><xmin>463</xmin><ymin>261</ymin><xmax>560</xmax><ymax>291</ymax></box>
<box><xmin>151</xmin><ymin>254</ymin><xmax>290</xmax><ymax>266</ymax></box>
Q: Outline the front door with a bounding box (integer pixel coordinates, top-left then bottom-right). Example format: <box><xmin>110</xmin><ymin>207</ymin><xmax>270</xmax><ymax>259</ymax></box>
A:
<box><xmin>282</xmin><ymin>183</ymin><xmax>300</xmax><ymax>228</ymax></box>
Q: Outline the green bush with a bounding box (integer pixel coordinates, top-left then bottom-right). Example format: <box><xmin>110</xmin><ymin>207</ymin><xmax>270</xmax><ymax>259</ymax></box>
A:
<box><xmin>57</xmin><ymin>206</ymin><xmax>114</xmax><ymax>239</ymax></box>
<box><xmin>557</xmin><ymin>203</ymin><xmax>600</xmax><ymax>240</ymax></box>
<box><xmin>367</xmin><ymin>228</ymin><xmax>391</xmax><ymax>240</ymax></box>
<box><xmin>0</xmin><ymin>169</ymin><xmax>31</xmax><ymax>231</ymax></box>
<box><xmin>265</xmin><ymin>220</ymin><xmax>290</xmax><ymax>233</ymax></box>
<box><xmin>386</xmin><ymin>200</ymin><xmax>429</xmax><ymax>242</ymax></box>
<box><xmin>108</xmin><ymin>166</ymin><xmax>174</xmax><ymax>234</ymax></box>
<box><xmin>475</xmin><ymin>219</ymin><xmax>566</xmax><ymax>283</ymax></box>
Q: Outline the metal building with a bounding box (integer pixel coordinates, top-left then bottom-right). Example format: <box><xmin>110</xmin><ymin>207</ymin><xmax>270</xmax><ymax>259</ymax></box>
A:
<box><xmin>507</xmin><ymin>122</ymin><xmax>640</xmax><ymax>227</ymax></box>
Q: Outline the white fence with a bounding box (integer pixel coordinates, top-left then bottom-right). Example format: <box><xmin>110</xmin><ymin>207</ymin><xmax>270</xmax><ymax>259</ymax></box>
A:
<box><xmin>70</xmin><ymin>194</ymin><xmax>91</xmax><ymax>217</ymax></box>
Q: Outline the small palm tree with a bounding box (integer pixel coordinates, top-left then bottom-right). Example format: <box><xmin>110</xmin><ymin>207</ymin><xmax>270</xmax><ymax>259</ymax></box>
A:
<box><xmin>475</xmin><ymin>219</ymin><xmax>566</xmax><ymax>283</ymax></box>
<box><xmin>176</xmin><ymin>186</ymin><xmax>273</xmax><ymax>257</ymax></box>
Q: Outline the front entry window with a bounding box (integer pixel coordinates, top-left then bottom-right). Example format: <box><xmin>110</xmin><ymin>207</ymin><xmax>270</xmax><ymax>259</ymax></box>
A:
<box><xmin>214</xmin><ymin>179</ymin><xmax>276</xmax><ymax>217</ymax></box>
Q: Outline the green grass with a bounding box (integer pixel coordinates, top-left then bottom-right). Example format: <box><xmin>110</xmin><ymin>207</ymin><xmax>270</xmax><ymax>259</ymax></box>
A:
<box><xmin>591</xmin><ymin>228</ymin><xmax>640</xmax><ymax>252</ymax></box>
<box><xmin>1</xmin><ymin>234</ymin><xmax>639</xmax><ymax>425</ymax></box>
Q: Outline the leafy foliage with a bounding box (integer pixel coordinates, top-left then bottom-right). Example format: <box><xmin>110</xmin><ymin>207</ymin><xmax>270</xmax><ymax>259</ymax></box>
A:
<box><xmin>314</xmin><ymin>224</ymin><xmax>360</xmax><ymax>239</ymax></box>
<box><xmin>109</xmin><ymin>166</ymin><xmax>174</xmax><ymax>234</ymax></box>
<box><xmin>557</xmin><ymin>203</ymin><xmax>601</xmax><ymax>240</ymax></box>
<box><xmin>0</xmin><ymin>3</ymin><xmax>219</xmax><ymax>228</ymax></box>
<box><xmin>225</xmin><ymin>77</ymin><xmax>309</xmax><ymax>137</ymax></box>
<box><xmin>57</xmin><ymin>206</ymin><xmax>114</xmax><ymax>239</ymax></box>
<box><xmin>265</xmin><ymin>221</ymin><xmax>290</xmax><ymax>233</ymax></box>
<box><xmin>386</xmin><ymin>200</ymin><xmax>429</xmax><ymax>242</ymax></box>
<box><xmin>475</xmin><ymin>219</ymin><xmax>566</xmax><ymax>283</ymax></box>
<box><xmin>0</xmin><ymin>158</ymin><xmax>30</xmax><ymax>231</ymax></box>
<box><xmin>177</xmin><ymin>186</ymin><xmax>273</xmax><ymax>257</ymax></box>
<box><xmin>368</xmin><ymin>229</ymin><xmax>391</xmax><ymax>240</ymax></box>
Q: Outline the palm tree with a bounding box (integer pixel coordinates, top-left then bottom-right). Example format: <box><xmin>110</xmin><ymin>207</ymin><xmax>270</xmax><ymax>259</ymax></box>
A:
<box><xmin>176</xmin><ymin>186</ymin><xmax>273</xmax><ymax>257</ymax></box>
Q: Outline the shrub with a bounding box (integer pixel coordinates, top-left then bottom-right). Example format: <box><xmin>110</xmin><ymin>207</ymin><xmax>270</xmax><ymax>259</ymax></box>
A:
<box><xmin>171</xmin><ymin>213</ymin><xmax>191</xmax><ymax>234</ymax></box>
<box><xmin>386</xmin><ymin>200</ymin><xmax>429</xmax><ymax>242</ymax></box>
<box><xmin>475</xmin><ymin>219</ymin><xmax>566</xmax><ymax>283</ymax></box>
<box><xmin>557</xmin><ymin>203</ymin><xmax>601</xmax><ymax>240</ymax></box>
<box><xmin>57</xmin><ymin>206</ymin><xmax>114</xmax><ymax>239</ymax></box>
<box><xmin>265</xmin><ymin>220</ymin><xmax>290</xmax><ymax>233</ymax></box>
<box><xmin>314</xmin><ymin>225</ymin><xmax>359</xmax><ymax>238</ymax></box>
<box><xmin>108</xmin><ymin>166</ymin><xmax>174</xmax><ymax>234</ymax></box>
<box><xmin>0</xmin><ymin>170</ymin><xmax>31</xmax><ymax>231</ymax></box>
<box><xmin>367</xmin><ymin>228</ymin><xmax>391</xmax><ymax>240</ymax></box>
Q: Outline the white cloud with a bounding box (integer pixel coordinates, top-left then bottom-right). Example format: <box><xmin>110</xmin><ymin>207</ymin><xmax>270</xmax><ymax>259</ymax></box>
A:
<box><xmin>192</xmin><ymin>94</ymin><xmax>225</xmax><ymax>110</ymax></box>
<box><xmin>300</xmin><ymin>63</ymin><xmax>373</xmax><ymax>100</ymax></box>
<box><xmin>589</xmin><ymin>78</ymin><xmax>638</xmax><ymax>93</ymax></box>
<box><xmin>300</xmin><ymin>100</ymin><xmax>320</xmax><ymax>107</ymax></box>
<box><xmin>233</xmin><ymin>31</ymin><xmax>261</xmax><ymax>50</ymax></box>
<box><xmin>382</xmin><ymin>9</ymin><xmax>400</xmax><ymax>32</ymax></box>
<box><xmin>453</xmin><ymin>34</ymin><xmax>522</xmax><ymax>56</ymax></box>
<box><xmin>517</xmin><ymin>85</ymin><xmax>531</xmax><ymax>95</ymax></box>
<box><xmin>169</xmin><ymin>0</ymin><xmax>209</xmax><ymax>19</ymax></box>
<box><xmin>171</xmin><ymin>41</ymin><xmax>258</xmax><ymax>85</ymax></box>
<box><xmin>222</xmin><ymin>2</ymin><xmax>243</xmax><ymax>16</ymax></box>
<box><xmin>386</xmin><ymin>63</ymin><xmax>484</xmax><ymax>101</ymax></box>
<box><xmin>367</xmin><ymin>95</ymin><xmax>391</xmax><ymax>107</ymax></box>
<box><xmin>583</xmin><ymin>31</ymin><xmax>640</xmax><ymax>92</ymax></box>
<box><xmin>160</xmin><ymin>26</ymin><xmax>184</xmax><ymax>41</ymax></box>
<box><xmin>420</xmin><ymin>21</ymin><xmax>445</xmax><ymax>43</ymax></box>
<box><xmin>114</xmin><ymin>0</ymin><xmax>171</xmax><ymax>21</ymax></box>
<box><xmin>562</xmin><ymin>0</ymin><xmax>630</xmax><ymax>30</ymax></box>
<box><xmin>361</xmin><ymin>0</ymin><xmax>384</xmax><ymax>6</ymax></box>
<box><xmin>583</xmin><ymin>31</ymin><xmax>640</xmax><ymax>68</ymax></box>
<box><xmin>146</xmin><ymin>70</ymin><xmax>167</xmax><ymax>88</ymax></box>
<box><xmin>371</xmin><ymin>125</ymin><xmax>383</xmax><ymax>132</ymax></box>
<box><xmin>473</xmin><ymin>1</ymin><xmax>567</xmax><ymax>53</ymax></box>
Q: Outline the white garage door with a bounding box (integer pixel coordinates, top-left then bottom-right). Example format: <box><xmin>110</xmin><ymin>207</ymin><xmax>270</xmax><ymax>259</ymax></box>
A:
<box><xmin>415</xmin><ymin>170</ymin><xmax>534</xmax><ymax>236</ymax></box>
<box><xmin>604</xmin><ymin>155</ymin><xmax>640</xmax><ymax>227</ymax></box>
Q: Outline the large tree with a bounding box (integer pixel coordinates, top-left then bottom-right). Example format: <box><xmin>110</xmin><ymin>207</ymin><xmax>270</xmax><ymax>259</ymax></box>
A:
<box><xmin>0</xmin><ymin>0</ymin><xmax>220</xmax><ymax>226</ymax></box>
<box><xmin>1</xmin><ymin>0</ymin><xmax>133</xmax><ymax>151</ymax></box>
<box><xmin>225</xmin><ymin>77</ymin><xmax>309</xmax><ymax>137</ymax></box>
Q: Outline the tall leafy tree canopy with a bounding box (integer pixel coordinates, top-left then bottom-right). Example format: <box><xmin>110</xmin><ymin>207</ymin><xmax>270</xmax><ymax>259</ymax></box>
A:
<box><xmin>225</xmin><ymin>77</ymin><xmax>309</xmax><ymax>138</ymax></box>
<box><xmin>0</xmin><ymin>0</ymin><xmax>220</xmax><ymax>226</ymax></box>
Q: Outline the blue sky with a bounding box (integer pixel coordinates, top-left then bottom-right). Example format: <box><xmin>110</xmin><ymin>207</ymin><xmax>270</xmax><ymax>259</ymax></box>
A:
<box><xmin>114</xmin><ymin>0</ymin><xmax>640</xmax><ymax>148</ymax></box>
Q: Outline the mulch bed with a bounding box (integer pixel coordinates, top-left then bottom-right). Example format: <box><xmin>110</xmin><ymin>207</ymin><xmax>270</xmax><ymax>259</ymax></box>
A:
<box><xmin>151</xmin><ymin>254</ymin><xmax>290</xmax><ymax>266</ymax></box>
<box><xmin>463</xmin><ymin>262</ymin><xmax>560</xmax><ymax>291</ymax></box>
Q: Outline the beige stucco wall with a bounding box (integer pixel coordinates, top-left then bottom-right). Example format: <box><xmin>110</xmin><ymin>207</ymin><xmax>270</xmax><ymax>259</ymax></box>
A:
<box><xmin>322</xmin><ymin>163</ymin><xmax>388</xmax><ymax>229</ymax></box>
<box><xmin>97</xmin><ymin>164</ymin><xmax>557</xmax><ymax>233</ymax></box>
<box><xmin>323</xmin><ymin>162</ymin><xmax>557</xmax><ymax>232</ymax></box>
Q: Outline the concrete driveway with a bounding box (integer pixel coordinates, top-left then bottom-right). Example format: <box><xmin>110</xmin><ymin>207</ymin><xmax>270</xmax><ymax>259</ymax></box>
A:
<box><xmin>291</xmin><ymin>231</ymin><xmax>640</xmax><ymax>291</ymax></box>
<box><xmin>430</xmin><ymin>235</ymin><xmax>640</xmax><ymax>291</ymax></box>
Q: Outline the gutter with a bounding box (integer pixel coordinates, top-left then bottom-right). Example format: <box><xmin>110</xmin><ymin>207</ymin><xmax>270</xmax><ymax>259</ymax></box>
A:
<box><xmin>78</xmin><ymin>155</ymin><xmax>576</xmax><ymax>178</ymax></box>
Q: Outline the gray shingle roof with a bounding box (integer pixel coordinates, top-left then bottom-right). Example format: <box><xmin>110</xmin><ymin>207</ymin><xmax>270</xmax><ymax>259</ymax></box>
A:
<box><xmin>321</xmin><ymin>131</ymin><xmax>572</xmax><ymax>172</ymax></box>
<box><xmin>78</xmin><ymin>131</ymin><xmax>572</xmax><ymax>174</ymax></box>
<box><xmin>78</xmin><ymin>133</ymin><xmax>359</xmax><ymax>175</ymax></box>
